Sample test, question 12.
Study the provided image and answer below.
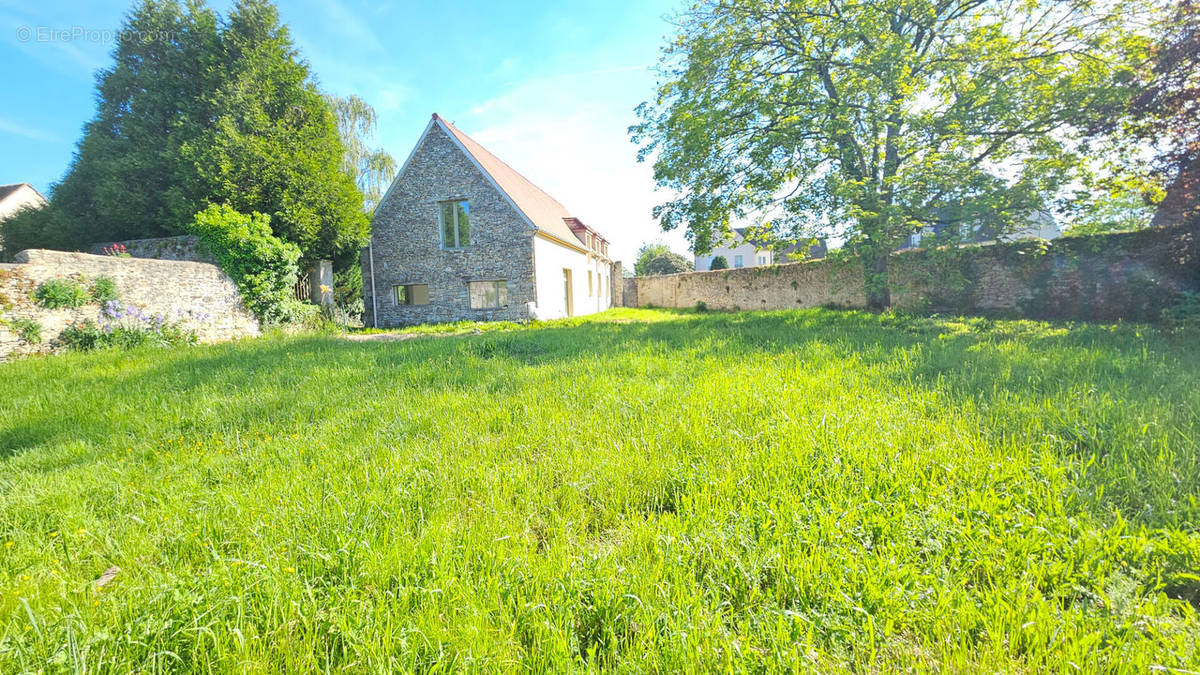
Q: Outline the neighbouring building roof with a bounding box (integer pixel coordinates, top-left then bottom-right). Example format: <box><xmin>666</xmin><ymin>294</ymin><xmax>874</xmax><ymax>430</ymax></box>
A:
<box><xmin>0</xmin><ymin>183</ymin><xmax>45</xmax><ymax>204</ymax></box>
<box><xmin>431</xmin><ymin>114</ymin><xmax>608</xmax><ymax>255</ymax></box>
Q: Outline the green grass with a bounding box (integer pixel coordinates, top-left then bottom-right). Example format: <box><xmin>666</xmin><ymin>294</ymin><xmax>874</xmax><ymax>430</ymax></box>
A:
<box><xmin>0</xmin><ymin>307</ymin><xmax>1197</xmax><ymax>671</ymax></box>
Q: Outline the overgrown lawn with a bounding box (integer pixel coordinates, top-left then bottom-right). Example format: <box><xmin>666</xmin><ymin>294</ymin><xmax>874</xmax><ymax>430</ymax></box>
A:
<box><xmin>1</xmin><ymin>308</ymin><xmax>1197</xmax><ymax>670</ymax></box>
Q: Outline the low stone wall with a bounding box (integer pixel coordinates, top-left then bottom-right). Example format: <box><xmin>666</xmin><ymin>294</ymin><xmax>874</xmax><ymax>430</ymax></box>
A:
<box><xmin>0</xmin><ymin>249</ymin><xmax>258</xmax><ymax>360</ymax></box>
<box><xmin>88</xmin><ymin>235</ymin><xmax>214</xmax><ymax>263</ymax></box>
<box><xmin>627</xmin><ymin>224</ymin><xmax>1199</xmax><ymax>322</ymax></box>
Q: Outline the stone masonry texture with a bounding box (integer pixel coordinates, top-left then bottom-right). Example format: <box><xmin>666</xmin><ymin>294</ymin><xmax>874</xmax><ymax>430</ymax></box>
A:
<box><xmin>0</xmin><ymin>249</ymin><xmax>259</xmax><ymax>361</ymax></box>
<box><xmin>88</xmin><ymin>235</ymin><xmax>216</xmax><ymax>263</ymax></box>
<box><xmin>364</xmin><ymin>124</ymin><xmax>536</xmax><ymax>327</ymax></box>
<box><xmin>627</xmin><ymin>223</ymin><xmax>1199</xmax><ymax>321</ymax></box>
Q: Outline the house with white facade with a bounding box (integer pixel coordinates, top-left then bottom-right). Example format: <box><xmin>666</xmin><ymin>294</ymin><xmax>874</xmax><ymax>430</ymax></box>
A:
<box><xmin>0</xmin><ymin>183</ymin><xmax>47</xmax><ymax>256</ymax></box>
<box><xmin>694</xmin><ymin>228</ymin><xmax>772</xmax><ymax>271</ymax></box>
<box><xmin>694</xmin><ymin>227</ymin><xmax>825</xmax><ymax>271</ymax></box>
<box><xmin>898</xmin><ymin>210</ymin><xmax>1062</xmax><ymax>250</ymax></box>
<box><xmin>363</xmin><ymin>114</ymin><xmax>616</xmax><ymax>327</ymax></box>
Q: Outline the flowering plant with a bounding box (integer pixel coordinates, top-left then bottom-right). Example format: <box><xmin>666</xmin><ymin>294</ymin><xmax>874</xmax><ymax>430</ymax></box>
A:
<box><xmin>102</xmin><ymin>243</ymin><xmax>131</xmax><ymax>258</ymax></box>
<box><xmin>58</xmin><ymin>300</ymin><xmax>199</xmax><ymax>351</ymax></box>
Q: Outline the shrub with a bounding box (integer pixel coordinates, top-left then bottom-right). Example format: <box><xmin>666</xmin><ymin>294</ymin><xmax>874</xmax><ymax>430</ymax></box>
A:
<box><xmin>0</xmin><ymin>204</ymin><xmax>83</xmax><ymax>260</ymax></box>
<box><xmin>4</xmin><ymin>317</ymin><xmax>42</xmax><ymax>344</ymax></box>
<box><xmin>1161</xmin><ymin>291</ymin><xmax>1200</xmax><ymax>333</ymax></box>
<box><xmin>334</xmin><ymin>263</ymin><xmax>365</xmax><ymax>322</ymax></box>
<box><xmin>709</xmin><ymin>255</ymin><xmax>728</xmax><ymax>270</ymax></box>
<box><xmin>59</xmin><ymin>301</ymin><xmax>197</xmax><ymax>351</ymax></box>
<box><xmin>33</xmin><ymin>278</ymin><xmax>89</xmax><ymax>309</ymax></box>
<box><xmin>187</xmin><ymin>205</ymin><xmax>303</xmax><ymax>325</ymax></box>
<box><xmin>90</xmin><ymin>276</ymin><xmax>119</xmax><ymax>304</ymax></box>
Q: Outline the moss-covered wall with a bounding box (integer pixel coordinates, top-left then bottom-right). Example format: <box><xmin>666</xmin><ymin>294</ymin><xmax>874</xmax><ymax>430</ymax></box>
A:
<box><xmin>890</xmin><ymin>223</ymin><xmax>1199</xmax><ymax>320</ymax></box>
<box><xmin>629</xmin><ymin>223</ymin><xmax>1199</xmax><ymax>321</ymax></box>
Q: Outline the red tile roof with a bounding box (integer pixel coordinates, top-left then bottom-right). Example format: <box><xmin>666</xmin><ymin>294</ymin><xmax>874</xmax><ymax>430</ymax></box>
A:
<box><xmin>433</xmin><ymin>114</ymin><xmax>604</xmax><ymax>251</ymax></box>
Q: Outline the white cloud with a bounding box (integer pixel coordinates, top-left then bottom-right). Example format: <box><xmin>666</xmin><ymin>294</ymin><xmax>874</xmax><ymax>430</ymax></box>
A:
<box><xmin>456</xmin><ymin>69</ymin><xmax>690</xmax><ymax>265</ymax></box>
<box><xmin>0</xmin><ymin>116</ymin><xmax>59</xmax><ymax>143</ymax></box>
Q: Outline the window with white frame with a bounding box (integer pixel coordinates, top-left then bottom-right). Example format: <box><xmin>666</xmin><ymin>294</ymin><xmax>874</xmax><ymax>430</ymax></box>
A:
<box><xmin>734</xmin><ymin>254</ymin><xmax>744</xmax><ymax>268</ymax></box>
<box><xmin>439</xmin><ymin>200</ymin><xmax>470</xmax><ymax>248</ymax></box>
<box><xmin>468</xmin><ymin>280</ymin><xmax>507</xmax><ymax>309</ymax></box>
<box><xmin>757</xmin><ymin>255</ymin><xmax>767</xmax><ymax>265</ymax></box>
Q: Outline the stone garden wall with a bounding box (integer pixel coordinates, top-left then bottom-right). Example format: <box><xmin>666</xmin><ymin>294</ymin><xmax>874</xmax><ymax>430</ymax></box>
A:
<box><xmin>88</xmin><ymin>235</ymin><xmax>214</xmax><ymax>263</ymax></box>
<box><xmin>628</xmin><ymin>223</ymin><xmax>1199</xmax><ymax>322</ymax></box>
<box><xmin>0</xmin><ymin>249</ymin><xmax>258</xmax><ymax>360</ymax></box>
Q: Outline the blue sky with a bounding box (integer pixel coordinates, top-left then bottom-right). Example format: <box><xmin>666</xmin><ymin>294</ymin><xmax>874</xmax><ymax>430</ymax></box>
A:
<box><xmin>0</xmin><ymin>0</ymin><xmax>690</xmax><ymax>262</ymax></box>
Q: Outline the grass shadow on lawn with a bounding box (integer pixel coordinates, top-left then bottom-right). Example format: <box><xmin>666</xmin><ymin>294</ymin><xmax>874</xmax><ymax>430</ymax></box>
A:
<box><xmin>1</xmin><ymin>307</ymin><xmax>1196</xmax><ymax>527</ymax></box>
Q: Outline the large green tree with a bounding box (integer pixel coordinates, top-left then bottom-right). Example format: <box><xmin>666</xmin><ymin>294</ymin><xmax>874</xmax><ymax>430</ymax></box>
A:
<box><xmin>632</xmin><ymin>0</ymin><xmax>1153</xmax><ymax>308</ymax></box>
<box><xmin>185</xmin><ymin>0</ymin><xmax>367</xmax><ymax>260</ymax></box>
<box><xmin>5</xmin><ymin>0</ymin><xmax>366</xmax><ymax>261</ymax></box>
<box><xmin>42</xmin><ymin>0</ymin><xmax>221</xmax><ymax>247</ymax></box>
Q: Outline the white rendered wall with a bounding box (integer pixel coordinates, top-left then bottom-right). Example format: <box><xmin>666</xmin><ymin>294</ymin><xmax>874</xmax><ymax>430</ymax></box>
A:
<box><xmin>533</xmin><ymin>235</ymin><xmax>612</xmax><ymax>319</ymax></box>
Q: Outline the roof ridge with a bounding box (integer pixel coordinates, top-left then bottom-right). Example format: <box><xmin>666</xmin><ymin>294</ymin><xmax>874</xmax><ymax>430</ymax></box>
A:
<box><xmin>434</xmin><ymin>115</ymin><xmax>573</xmax><ymax>217</ymax></box>
<box><xmin>430</xmin><ymin>113</ymin><xmax>608</xmax><ymax>250</ymax></box>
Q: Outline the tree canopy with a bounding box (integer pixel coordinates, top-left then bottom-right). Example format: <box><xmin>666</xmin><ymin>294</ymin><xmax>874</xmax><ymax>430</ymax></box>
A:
<box><xmin>3</xmin><ymin>0</ymin><xmax>367</xmax><ymax>262</ymax></box>
<box><xmin>1109</xmin><ymin>0</ymin><xmax>1200</xmax><ymax>227</ymax></box>
<box><xmin>635</xmin><ymin>242</ymin><xmax>692</xmax><ymax>276</ymax></box>
<box><xmin>635</xmin><ymin>243</ymin><xmax>694</xmax><ymax>275</ymax></box>
<box><xmin>633</xmin><ymin>0</ymin><xmax>1154</xmax><ymax>307</ymax></box>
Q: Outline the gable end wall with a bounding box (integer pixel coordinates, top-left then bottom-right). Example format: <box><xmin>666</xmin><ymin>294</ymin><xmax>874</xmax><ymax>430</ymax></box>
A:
<box><xmin>364</xmin><ymin>124</ymin><xmax>536</xmax><ymax>326</ymax></box>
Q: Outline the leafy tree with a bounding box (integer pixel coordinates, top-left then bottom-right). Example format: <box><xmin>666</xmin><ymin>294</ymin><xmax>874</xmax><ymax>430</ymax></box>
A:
<box><xmin>328</xmin><ymin>94</ymin><xmax>398</xmax><ymax>215</ymax></box>
<box><xmin>634</xmin><ymin>242</ymin><xmax>672</xmax><ymax>275</ymax></box>
<box><xmin>12</xmin><ymin>0</ymin><xmax>367</xmax><ymax>262</ymax></box>
<box><xmin>645</xmin><ymin>251</ymin><xmax>693</xmax><ymax>275</ymax></box>
<box><xmin>1</xmin><ymin>204</ymin><xmax>79</xmax><ymax>258</ymax></box>
<box><xmin>1114</xmin><ymin>0</ymin><xmax>1200</xmax><ymax>227</ymax></box>
<box><xmin>1066</xmin><ymin>192</ymin><xmax>1155</xmax><ymax>236</ymax></box>
<box><xmin>709</xmin><ymin>255</ymin><xmax>728</xmax><ymax>270</ymax></box>
<box><xmin>632</xmin><ymin>0</ymin><xmax>1151</xmax><ymax>308</ymax></box>
<box><xmin>39</xmin><ymin>0</ymin><xmax>221</xmax><ymax>245</ymax></box>
<box><xmin>324</xmin><ymin>94</ymin><xmax>395</xmax><ymax>320</ymax></box>
<box><xmin>185</xmin><ymin>0</ymin><xmax>368</xmax><ymax>261</ymax></box>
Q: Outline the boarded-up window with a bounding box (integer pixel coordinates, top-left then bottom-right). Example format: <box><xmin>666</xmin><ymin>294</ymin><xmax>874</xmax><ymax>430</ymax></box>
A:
<box><xmin>469</xmin><ymin>280</ymin><xmax>507</xmax><ymax>309</ymax></box>
<box><xmin>439</xmin><ymin>200</ymin><xmax>470</xmax><ymax>248</ymax></box>
<box><xmin>394</xmin><ymin>284</ymin><xmax>430</xmax><ymax>305</ymax></box>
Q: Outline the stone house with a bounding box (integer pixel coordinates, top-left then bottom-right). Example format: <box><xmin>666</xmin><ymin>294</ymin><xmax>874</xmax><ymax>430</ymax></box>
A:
<box><xmin>363</xmin><ymin>114</ymin><xmax>616</xmax><ymax>326</ymax></box>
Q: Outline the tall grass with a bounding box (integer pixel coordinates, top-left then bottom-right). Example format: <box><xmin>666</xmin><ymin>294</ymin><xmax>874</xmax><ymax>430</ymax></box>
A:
<box><xmin>0</xmin><ymin>308</ymin><xmax>1196</xmax><ymax>670</ymax></box>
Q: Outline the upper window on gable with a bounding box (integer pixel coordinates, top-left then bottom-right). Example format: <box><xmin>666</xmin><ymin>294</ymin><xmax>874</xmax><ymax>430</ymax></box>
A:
<box><xmin>440</xmin><ymin>200</ymin><xmax>470</xmax><ymax>248</ymax></box>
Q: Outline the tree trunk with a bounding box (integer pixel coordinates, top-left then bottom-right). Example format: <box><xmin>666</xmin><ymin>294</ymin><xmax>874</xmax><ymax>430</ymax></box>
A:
<box><xmin>864</xmin><ymin>244</ymin><xmax>891</xmax><ymax>311</ymax></box>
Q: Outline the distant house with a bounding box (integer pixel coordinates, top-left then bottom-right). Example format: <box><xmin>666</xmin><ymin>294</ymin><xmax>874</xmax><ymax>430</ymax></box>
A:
<box><xmin>694</xmin><ymin>228</ymin><xmax>825</xmax><ymax>271</ymax></box>
<box><xmin>898</xmin><ymin>210</ymin><xmax>1061</xmax><ymax>250</ymax></box>
<box><xmin>0</xmin><ymin>183</ymin><xmax>47</xmax><ymax>254</ymax></box>
<box><xmin>364</xmin><ymin>114</ymin><xmax>616</xmax><ymax>327</ymax></box>
<box><xmin>0</xmin><ymin>183</ymin><xmax>45</xmax><ymax>221</ymax></box>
